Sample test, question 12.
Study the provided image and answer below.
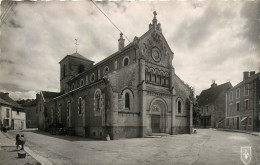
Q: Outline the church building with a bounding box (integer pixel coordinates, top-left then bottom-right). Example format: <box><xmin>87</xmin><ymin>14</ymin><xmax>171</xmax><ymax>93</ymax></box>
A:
<box><xmin>37</xmin><ymin>12</ymin><xmax>194</xmax><ymax>139</ymax></box>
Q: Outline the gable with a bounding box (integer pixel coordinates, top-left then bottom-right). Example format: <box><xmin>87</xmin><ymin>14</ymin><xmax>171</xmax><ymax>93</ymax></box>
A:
<box><xmin>137</xmin><ymin>30</ymin><xmax>174</xmax><ymax>68</ymax></box>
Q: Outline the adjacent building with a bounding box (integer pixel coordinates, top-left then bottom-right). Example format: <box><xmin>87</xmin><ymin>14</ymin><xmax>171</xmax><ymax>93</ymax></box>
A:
<box><xmin>36</xmin><ymin>91</ymin><xmax>61</xmax><ymax>131</ymax></box>
<box><xmin>37</xmin><ymin>12</ymin><xmax>194</xmax><ymax>139</ymax></box>
<box><xmin>197</xmin><ymin>81</ymin><xmax>232</xmax><ymax>128</ymax></box>
<box><xmin>225</xmin><ymin>71</ymin><xmax>260</xmax><ymax>132</ymax></box>
<box><xmin>0</xmin><ymin>92</ymin><xmax>26</xmax><ymax>130</ymax></box>
<box><xmin>18</xmin><ymin>99</ymin><xmax>38</xmax><ymax>128</ymax></box>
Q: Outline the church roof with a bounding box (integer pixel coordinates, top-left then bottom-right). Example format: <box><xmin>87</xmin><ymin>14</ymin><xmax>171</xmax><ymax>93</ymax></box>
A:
<box><xmin>41</xmin><ymin>91</ymin><xmax>61</xmax><ymax>102</ymax></box>
<box><xmin>69</xmin><ymin>52</ymin><xmax>92</xmax><ymax>61</ymax></box>
<box><xmin>197</xmin><ymin>82</ymin><xmax>232</xmax><ymax>106</ymax></box>
<box><xmin>59</xmin><ymin>52</ymin><xmax>94</xmax><ymax>64</ymax></box>
<box><xmin>0</xmin><ymin>92</ymin><xmax>23</xmax><ymax>109</ymax></box>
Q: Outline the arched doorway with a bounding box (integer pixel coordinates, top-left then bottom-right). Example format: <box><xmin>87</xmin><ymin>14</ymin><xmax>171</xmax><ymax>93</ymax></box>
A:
<box><xmin>149</xmin><ymin>98</ymin><xmax>167</xmax><ymax>133</ymax></box>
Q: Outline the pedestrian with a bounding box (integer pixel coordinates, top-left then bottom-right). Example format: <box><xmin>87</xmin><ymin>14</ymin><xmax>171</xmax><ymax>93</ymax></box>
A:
<box><xmin>16</xmin><ymin>134</ymin><xmax>20</xmax><ymax>149</ymax></box>
<box><xmin>106</xmin><ymin>134</ymin><xmax>110</xmax><ymax>141</ymax></box>
<box><xmin>17</xmin><ymin>134</ymin><xmax>26</xmax><ymax>150</ymax></box>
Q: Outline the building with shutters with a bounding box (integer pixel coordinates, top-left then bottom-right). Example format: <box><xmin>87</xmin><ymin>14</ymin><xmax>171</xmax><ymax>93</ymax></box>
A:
<box><xmin>225</xmin><ymin>71</ymin><xmax>260</xmax><ymax>132</ymax></box>
<box><xmin>37</xmin><ymin>11</ymin><xmax>194</xmax><ymax>139</ymax></box>
<box><xmin>0</xmin><ymin>92</ymin><xmax>26</xmax><ymax>130</ymax></box>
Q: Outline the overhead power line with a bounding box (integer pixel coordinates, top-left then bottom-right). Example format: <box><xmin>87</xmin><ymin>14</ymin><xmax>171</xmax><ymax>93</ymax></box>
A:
<box><xmin>0</xmin><ymin>2</ymin><xmax>17</xmax><ymax>27</ymax></box>
<box><xmin>90</xmin><ymin>0</ymin><xmax>130</xmax><ymax>43</ymax></box>
<box><xmin>0</xmin><ymin>2</ymin><xmax>14</xmax><ymax>21</ymax></box>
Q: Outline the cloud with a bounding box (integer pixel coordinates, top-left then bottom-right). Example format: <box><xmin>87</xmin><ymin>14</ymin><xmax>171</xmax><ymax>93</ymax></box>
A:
<box><xmin>0</xmin><ymin>1</ymin><xmax>259</xmax><ymax>100</ymax></box>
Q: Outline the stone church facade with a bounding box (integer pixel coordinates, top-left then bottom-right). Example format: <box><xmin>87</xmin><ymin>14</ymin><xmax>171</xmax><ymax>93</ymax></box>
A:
<box><xmin>38</xmin><ymin>12</ymin><xmax>194</xmax><ymax>139</ymax></box>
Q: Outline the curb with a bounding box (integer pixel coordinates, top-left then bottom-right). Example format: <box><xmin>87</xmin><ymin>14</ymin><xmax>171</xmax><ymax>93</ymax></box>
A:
<box><xmin>216</xmin><ymin>129</ymin><xmax>260</xmax><ymax>137</ymax></box>
<box><xmin>4</xmin><ymin>132</ymin><xmax>53</xmax><ymax>165</ymax></box>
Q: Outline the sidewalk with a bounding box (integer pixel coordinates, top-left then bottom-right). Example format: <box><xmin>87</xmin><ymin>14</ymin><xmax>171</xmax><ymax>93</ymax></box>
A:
<box><xmin>216</xmin><ymin>128</ymin><xmax>260</xmax><ymax>137</ymax></box>
<box><xmin>0</xmin><ymin>131</ymin><xmax>53</xmax><ymax>165</ymax></box>
<box><xmin>0</xmin><ymin>131</ymin><xmax>39</xmax><ymax>165</ymax></box>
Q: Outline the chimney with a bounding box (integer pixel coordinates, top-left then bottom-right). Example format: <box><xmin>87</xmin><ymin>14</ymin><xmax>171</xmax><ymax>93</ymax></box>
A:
<box><xmin>4</xmin><ymin>93</ymin><xmax>9</xmax><ymax>97</ymax></box>
<box><xmin>118</xmin><ymin>33</ymin><xmax>125</xmax><ymax>51</ymax></box>
<box><xmin>250</xmin><ymin>71</ymin><xmax>255</xmax><ymax>77</ymax></box>
<box><xmin>211</xmin><ymin>80</ymin><xmax>217</xmax><ymax>88</ymax></box>
<box><xmin>243</xmin><ymin>71</ymin><xmax>249</xmax><ymax>80</ymax></box>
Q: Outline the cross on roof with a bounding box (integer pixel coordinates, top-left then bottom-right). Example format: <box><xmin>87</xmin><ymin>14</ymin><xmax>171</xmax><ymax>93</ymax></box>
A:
<box><xmin>75</xmin><ymin>39</ymin><xmax>79</xmax><ymax>53</ymax></box>
<box><xmin>153</xmin><ymin>11</ymin><xmax>157</xmax><ymax>17</ymax></box>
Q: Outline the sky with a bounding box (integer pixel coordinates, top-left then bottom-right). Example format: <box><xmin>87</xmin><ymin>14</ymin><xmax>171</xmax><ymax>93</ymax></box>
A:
<box><xmin>0</xmin><ymin>1</ymin><xmax>259</xmax><ymax>100</ymax></box>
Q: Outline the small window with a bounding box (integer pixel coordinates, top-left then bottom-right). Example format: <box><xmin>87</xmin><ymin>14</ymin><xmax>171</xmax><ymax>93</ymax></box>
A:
<box><xmin>78</xmin><ymin>64</ymin><xmax>85</xmax><ymax>73</ymax></box>
<box><xmin>177</xmin><ymin>100</ymin><xmax>182</xmax><ymax>114</ymax></box>
<box><xmin>236</xmin><ymin>102</ymin><xmax>240</xmax><ymax>112</ymax></box>
<box><xmin>63</xmin><ymin>64</ymin><xmax>66</xmax><ymax>78</ymax></box>
<box><xmin>244</xmin><ymin>84</ymin><xmax>249</xmax><ymax>96</ymax></box>
<box><xmin>103</xmin><ymin>66</ymin><xmax>109</xmax><ymax>75</ymax></box>
<box><xmin>91</xmin><ymin>73</ymin><xmax>95</xmax><ymax>82</ymax></box>
<box><xmin>229</xmin><ymin>91</ymin><xmax>233</xmax><ymax>101</ymax></box>
<box><xmin>17</xmin><ymin>111</ymin><xmax>19</xmax><ymax>115</ymax></box>
<box><xmin>67</xmin><ymin>101</ymin><xmax>70</xmax><ymax>117</ymax></box>
<box><xmin>236</xmin><ymin>88</ymin><xmax>240</xmax><ymax>99</ymax></box>
<box><xmin>244</xmin><ymin>99</ymin><xmax>249</xmax><ymax>110</ymax></box>
<box><xmin>123</xmin><ymin>56</ymin><xmax>129</xmax><ymax>66</ymax></box>
<box><xmin>229</xmin><ymin>103</ymin><xmax>232</xmax><ymax>113</ymax></box>
<box><xmin>71</xmin><ymin>83</ymin><xmax>75</xmax><ymax>90</ymax></box>
<box><xmin>6</xmin><ymin>109</ymin><xmax>9</xmax><ymax>118</ymax></box>
<box><xmin>80</xmin><ymin>79</ymin><xmax>84</xmax><ymax>87</ymax></box>
<box><xmin>125</xmin><ymin>93</ymin><xmax>130</xmax><ymax>109</ymax></box>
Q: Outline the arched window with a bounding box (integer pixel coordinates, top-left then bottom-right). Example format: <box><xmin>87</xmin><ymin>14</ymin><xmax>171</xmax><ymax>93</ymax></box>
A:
<box><xmin>91</xmin><ymin>73</ymin><xmax>95</xmax><ymax>82</ymax></box>
<box><xmin>103</xmin><ymin>66</ymin><xmax>109</xmax><ymax>75</ymax></box>
<box><xmin>78</xmin><ymin>64</ymin><xmax>85</xmax><ymax>73</ymax></box>
<box><xmin>125</xmin><ymin>93</ymin><xmax>130</xmax><ymax>109</ymax></box>
<box><xmin>80</xmin><ymin>79</ymin><xmax>84</xmax><ymax>87</ymax></box>
<box><xmin>94</xmin><ymin>89</ymin><xmax>102</xmax><ymax>116</ymax></box>
<box><xmin>177</xmin><ymin>100</ymin><xmax>182</xmax><ymax>114</ymax></box>
<box><xmin>165</xmin><ymin>72</ymin><xmax>169</xmax><ymax>86</ymax></box>
<box><xmin>63</xmin><ymin>64</ymin><xmax>66</xmax><ymax>78</ymax></box>
<box><xmin>151</xmin><ymin>72</ymin><xmax>155</xmax><ymax>83</ymax></box>
<box><xmin>145</xmin><ymin>69</ymin><xmax>149</xmax><ymax>82</ymax></box>
<box><xmin>123</xmin><ymin>56</ymin><xmax>129</xmax><ymax>66</ymax></box>
<box><xmin>78</xmin><ymin>97</ymin><xmax>82</xmax><ymax>115</ymax></box>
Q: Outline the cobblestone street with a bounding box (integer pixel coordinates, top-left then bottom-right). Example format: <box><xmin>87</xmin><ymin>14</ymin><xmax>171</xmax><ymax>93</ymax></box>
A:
<box><xmin>4</xmin><ymin>129</ymin><xmax>259</xmax><ymax>165</ymax></box>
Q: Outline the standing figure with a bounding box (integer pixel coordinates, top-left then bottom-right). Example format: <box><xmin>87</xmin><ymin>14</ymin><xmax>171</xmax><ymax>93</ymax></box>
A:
<box><xmin>17</xmin><ymin>134</ymin><xmax>26</xmax><ymax>150</ymax></box>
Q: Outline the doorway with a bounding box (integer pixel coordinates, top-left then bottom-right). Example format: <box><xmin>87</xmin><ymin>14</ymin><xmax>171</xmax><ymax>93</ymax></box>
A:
<box><xmin>151</xmin><ymin>115</ymin><xmax>160</xmax><ymax>133</ymax></box>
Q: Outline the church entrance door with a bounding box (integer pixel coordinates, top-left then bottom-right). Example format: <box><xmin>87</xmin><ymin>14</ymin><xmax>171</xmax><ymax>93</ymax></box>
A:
<box><xmin>151</xmin><ymin>115</ymin><xmax>160</xmax><ymax>133</ymax></box>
